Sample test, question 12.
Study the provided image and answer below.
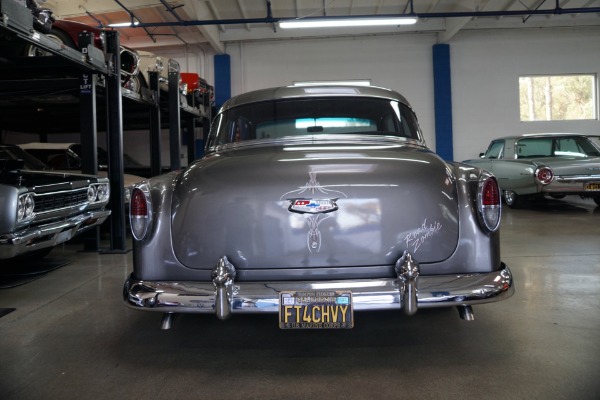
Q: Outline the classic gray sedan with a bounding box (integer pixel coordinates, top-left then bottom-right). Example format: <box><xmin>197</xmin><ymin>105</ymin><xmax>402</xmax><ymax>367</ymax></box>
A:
<box><xmin>464</xmin><ymin>133</ymin><xmax>600</xmax><ymax>208</ymax></box>
<box><xmin>124</xmin><ymin>85</ymin><xmax>514</xmax><ymax>330</ymax></box>
<box><xmin>0</xmin><ymin>145</ymin><xmax>111</xmax><ymax>260</ymax></box>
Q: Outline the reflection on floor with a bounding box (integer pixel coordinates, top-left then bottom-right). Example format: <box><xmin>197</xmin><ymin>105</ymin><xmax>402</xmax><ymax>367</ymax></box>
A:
<box><xmin>0</xmin><ymin>258</ymin><xmax>69</xmax><ymax>289</ymax></box>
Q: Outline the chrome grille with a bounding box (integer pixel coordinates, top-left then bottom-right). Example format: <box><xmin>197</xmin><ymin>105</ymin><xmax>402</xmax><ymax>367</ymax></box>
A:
<box><xmin>34</xmin><ymin>188</ymin><xmax>88</xmax><ymax>213</ymax></box>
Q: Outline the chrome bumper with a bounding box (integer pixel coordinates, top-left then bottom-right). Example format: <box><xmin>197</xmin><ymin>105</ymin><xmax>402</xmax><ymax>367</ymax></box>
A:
<box><xmin>0</xmin><ymin>209</ymin><xmax>111</xmax><ymax>259</ymax></box>
<box><xmin>124</xmin><ymin>255</ymin><xmax>514</xmax><ymax>317</ymax></box>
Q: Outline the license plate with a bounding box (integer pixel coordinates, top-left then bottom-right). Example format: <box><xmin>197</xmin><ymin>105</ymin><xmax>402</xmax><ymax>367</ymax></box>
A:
<box><xmin>279</xmin><ymin>290</ymin><xmax>353</xmax><ymax>329</ymax></box>
<box><xmin>584</xmin><ymin>182</ymin><xmax>600</xmax><ymax>191</ymax></box>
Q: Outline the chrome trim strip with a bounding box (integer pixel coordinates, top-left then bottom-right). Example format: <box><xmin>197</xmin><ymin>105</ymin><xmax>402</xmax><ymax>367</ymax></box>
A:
<box><xmin>124</xmin><ymin>263</ymin><xmax>514</xmax><ymax>315</ymax></box>
<box><xmin>554</xmin><ymin>174</ymin><xmax>600</xmax><ymax>183</ymax></box>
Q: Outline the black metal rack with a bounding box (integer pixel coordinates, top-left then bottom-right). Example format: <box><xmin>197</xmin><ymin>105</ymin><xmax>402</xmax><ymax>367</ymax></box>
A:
<box><xmin>0</xmin><ymin>0</ymin><xmax>207</xmax><ymax>252</ymax></box>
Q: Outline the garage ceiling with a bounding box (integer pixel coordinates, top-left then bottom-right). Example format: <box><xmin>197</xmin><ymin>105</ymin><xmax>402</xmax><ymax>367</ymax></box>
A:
<box><xmin>44</xmin><ymin>0</ymin><xmax>600</xmax><ymax>52</ymax></box>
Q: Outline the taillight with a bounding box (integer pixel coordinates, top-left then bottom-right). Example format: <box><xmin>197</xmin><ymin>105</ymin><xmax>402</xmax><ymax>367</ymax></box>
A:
<box><xmin>477</xmin><ymin>175</ymin><xmax>501</xmax><ymax>233</ymax></box>
<box><xmin>535</xmin><ymin>166</ymin><xmax>554</xmax><ymax>185</ymax></box>
<box><xmin>130</xmin><ymin>186</ymin><xmax>152</xmax><ymax>240</ymax></box>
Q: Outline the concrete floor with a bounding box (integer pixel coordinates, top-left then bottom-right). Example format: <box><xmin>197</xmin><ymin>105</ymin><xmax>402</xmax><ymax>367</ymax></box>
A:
<box><xmin>1</xmin><ymin>196</ymin><xmax>599</xmax><ymax>400</ymax></box>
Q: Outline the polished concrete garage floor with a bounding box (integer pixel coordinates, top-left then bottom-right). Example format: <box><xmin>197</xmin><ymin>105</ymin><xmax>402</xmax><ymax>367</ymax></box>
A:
<box><xmin>1</xmin><ymin>197</ymin><xmax>599</xmax><ymax>400</ymax></box>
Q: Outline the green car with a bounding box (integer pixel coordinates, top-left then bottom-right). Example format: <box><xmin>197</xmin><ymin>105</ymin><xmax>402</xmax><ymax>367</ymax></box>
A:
<box><xmin>464</xmin><ymin>133</ymin><xmax>600</xmax><ymax>208</ymax></box>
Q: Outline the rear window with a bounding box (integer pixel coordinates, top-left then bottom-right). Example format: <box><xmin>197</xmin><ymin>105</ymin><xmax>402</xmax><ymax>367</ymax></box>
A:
<box><xmin>516</xmin><ymin>136</ymin><xmax>600</xmax><ymax>158</ymax></box>
<box><xmin>207</xmin><ymin>97</ymin><xmax>422</xmax><ymax>148</ymax></box>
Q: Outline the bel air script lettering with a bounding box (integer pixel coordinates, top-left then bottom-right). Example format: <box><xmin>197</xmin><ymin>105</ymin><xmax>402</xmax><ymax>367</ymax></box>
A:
<box><xmin>404</xmin><ymin>219</ymin><xmax>442</xmax><ymax>252</ymax></box>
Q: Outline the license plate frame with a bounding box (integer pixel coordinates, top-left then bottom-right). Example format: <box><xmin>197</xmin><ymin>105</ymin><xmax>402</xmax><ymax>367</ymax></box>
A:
<box><xmin>584</xmin><ymin>182</ymin><xmax>600</xmax><ymax>191</ymax></box>
<box><xmin>279</xmin><ymin>290</ymin><xmax>353</xmax><ymax>329</ymax></box>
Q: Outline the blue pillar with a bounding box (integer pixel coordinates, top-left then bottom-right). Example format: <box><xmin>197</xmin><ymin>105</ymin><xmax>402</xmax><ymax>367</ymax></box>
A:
<box><xmin>432</xmin><ymin>44</ymin><xmax>454</xmax><ymax>161</ymax></box>
<box><xmin>214</xmin><ymin>54</ymin><xmax>231</xmax><ymax>110</ymax></box>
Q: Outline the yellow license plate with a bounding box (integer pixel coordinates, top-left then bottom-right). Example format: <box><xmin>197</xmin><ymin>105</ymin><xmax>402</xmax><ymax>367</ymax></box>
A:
<box><xmin>279</xmin><ymin>291</ymin><xmax>353</xmax><ymax>329</ymax></box>
<box><xmin>584</xmin><ymin>182</ymin><xmax>600</xmax><ymax>191</ymax></box>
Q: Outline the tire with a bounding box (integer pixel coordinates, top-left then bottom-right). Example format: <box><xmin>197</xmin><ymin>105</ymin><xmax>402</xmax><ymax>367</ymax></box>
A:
<box><xmin>503</xmin><ymin>190</ymin><xmax>521</xmax><ymax>209</ymax></box>
<box><xmin>593</xmin><ymin>196</ymin><xmax>600</xmax><ymax>206</ymax></box>
<box><xmin>550</xmin><ymin>194</ymin><xmax>566</xmax><ymax>199</ymax></box>
<box><xmin>24</xmin><ymin>28</ymin><xmax>76</xmax><ymax>57</ymax></box>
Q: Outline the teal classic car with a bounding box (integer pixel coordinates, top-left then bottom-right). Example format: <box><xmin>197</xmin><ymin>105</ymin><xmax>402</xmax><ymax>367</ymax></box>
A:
<box><xmin>464</xmin><ymin>133</ymin><xmax>600</xmax><ymax>208</ymax></box>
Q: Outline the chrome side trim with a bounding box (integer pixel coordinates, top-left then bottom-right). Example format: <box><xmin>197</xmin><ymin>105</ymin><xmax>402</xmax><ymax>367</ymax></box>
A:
<box><xmin>554</xmin><ymin>174</ymin><xmax>600</xmax><ymax>182</ymax></box>
<box><xmin>124</xmin><ymin>263</ymin><xmax>514</xmax><ymax>315</ymax></box>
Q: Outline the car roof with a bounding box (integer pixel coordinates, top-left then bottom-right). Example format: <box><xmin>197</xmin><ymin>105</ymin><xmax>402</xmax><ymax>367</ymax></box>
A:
<box><xmin>220</xmin><ymin>85</ymin><xmax>412</xmax><ymax>112</ymax></box>
<box><xmin>493</xmin><ymin>133</ymin><xmax>599</xmax><ymax>141</ymax></box>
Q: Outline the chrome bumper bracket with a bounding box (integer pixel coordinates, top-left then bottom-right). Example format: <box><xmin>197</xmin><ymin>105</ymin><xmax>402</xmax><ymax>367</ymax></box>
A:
<box><xmin>395</xmin><ymin>251</ymin><xmax>420</xmax><ymax>316</ymax></box>
<box><xmin>211</xmin><ymin>256</ymin><xmax>237</xmax><ymax>320</ymax></box>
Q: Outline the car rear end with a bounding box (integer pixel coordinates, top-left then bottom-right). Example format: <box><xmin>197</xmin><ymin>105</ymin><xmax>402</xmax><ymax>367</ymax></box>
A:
<box><xmin>124</xmin><ymin>86</ymin><xmax>513</xmax><ymax>328</ymax></box>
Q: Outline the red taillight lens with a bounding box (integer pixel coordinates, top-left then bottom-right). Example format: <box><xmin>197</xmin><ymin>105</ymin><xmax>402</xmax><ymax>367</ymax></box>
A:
<box><xmin>478</xmin><ymin>176</ymin><xmax>501</xmax><ymax>233</ymax></box>
<box><xmin>130</xmin><ymin>189</ymin><xmax>148</xmax><ymax>217</ymax></box>
<box><xmin>535</xmin><ymin>167</ymin><xmax>554</xmax><ymax>185</ymax></box>
<box><xmin>482</xmin><ymin>178</ymin><xmax>500</xmax><ymax>206</ymax></box>
<box><xmin>130</xmin><ymin>187</ymin><xmax>151</xmax><ymax>240</ymax></box>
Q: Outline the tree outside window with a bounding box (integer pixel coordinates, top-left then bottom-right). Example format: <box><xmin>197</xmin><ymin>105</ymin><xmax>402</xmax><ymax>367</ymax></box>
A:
<box><xmin>519</xmin><ymin>74</ymin><xmax>597</xmax><ymax>121</ymax></box>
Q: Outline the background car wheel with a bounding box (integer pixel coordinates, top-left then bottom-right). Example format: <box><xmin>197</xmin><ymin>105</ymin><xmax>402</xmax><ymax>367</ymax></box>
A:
<box><xmin>504</xmin><ymin>190</ymin><xmax>521</xmax><ymax>208</ymax></box>
<box><xmin>593</xmin><ymin>196</ymin><xmax>600</xmax><ymax>206</ymax></box>
<box><xmin>24</xmin><ymin>28</ymin><xmax>76</xmax><ymax>56</ymax></box>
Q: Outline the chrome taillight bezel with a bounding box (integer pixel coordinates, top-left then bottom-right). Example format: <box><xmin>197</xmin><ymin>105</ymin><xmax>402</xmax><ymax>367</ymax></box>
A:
<box><xmin>534</xmin><ymin>166</ymin><xmax>554</xmax><ymax>185</ymax></box>
<box><xmin>129</xmin><ymin>184</ymin><xmax>153</xmax><ymax>241</ymax></box>
<box><xmin>476</xmin><ymin>173</ymin><xmax>502</xmax><ymax>233</ymax></box>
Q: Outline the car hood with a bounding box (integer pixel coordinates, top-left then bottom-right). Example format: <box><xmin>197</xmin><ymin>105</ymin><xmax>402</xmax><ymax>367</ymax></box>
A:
<box><xmin>0</xmin><ymin>169</ymin><xmax>96</xmax><ymax>190</ymax></box>
<box><xmin>171</xmin><ymin>141</ymin><xmax>460</xmax><ymax>270</ymax></box>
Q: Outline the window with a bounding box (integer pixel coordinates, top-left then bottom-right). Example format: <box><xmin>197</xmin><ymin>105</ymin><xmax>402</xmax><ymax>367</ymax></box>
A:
<box><xmin>483</xmin><ymin>140</ymin><xmax>504</xmax><ymax>159</ymax></box>
<box><xmin>207</xmin><ymin>97</ymin><xmax>422</xmax><ymax>148</ymax></box>
<box><xmin>519</xmin><ymin>74</ymin><xmax>597</xmax><ymax>121</ymax></box>
<box><xmin>515</xmin><ymin>136</ymin><xmax>600</xmax><ymax>159</ymax></box>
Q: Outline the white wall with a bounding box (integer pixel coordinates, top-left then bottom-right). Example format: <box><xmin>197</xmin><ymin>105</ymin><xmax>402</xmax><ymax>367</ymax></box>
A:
<box><xmin>451</xmin><ymin>28</ymin><xmax>600</xmax><ymax>161</ymax></box>
<box><xmin>225</xmin><ymin>34</ymin><xmax>438</xmax><ymax>148</ymax></box>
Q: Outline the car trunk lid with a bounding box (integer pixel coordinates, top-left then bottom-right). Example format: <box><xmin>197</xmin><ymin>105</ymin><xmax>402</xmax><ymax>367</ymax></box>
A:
<box><xmin>171</xmin><ymin>141</ymin><xmax>460</xmax><ymax>270</ymax></box>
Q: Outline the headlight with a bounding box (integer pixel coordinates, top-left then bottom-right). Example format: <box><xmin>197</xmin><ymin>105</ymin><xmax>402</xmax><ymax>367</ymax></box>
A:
<box><xmin>88</xmin><ymin>183</ymin><xmax>110</xmax><ymax>204</ymax></box>
<box><xmin>87</xmin><ymin>185</ymin><xmax>97</xmax><ymax>202</ymax></box>
<box><xmin>17</xmin><ymin>193</ymin><xmax>35</xmax><ymax>222</ymax></box>
<box><xmin>97</xmin><ymin>184</ymin><xmax>110</xmax><ymax>202</ymax></box>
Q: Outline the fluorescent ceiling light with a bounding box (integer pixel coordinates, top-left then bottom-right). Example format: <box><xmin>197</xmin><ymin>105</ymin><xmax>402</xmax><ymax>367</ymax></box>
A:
<box><xmin>294</xmin><ymin>80</ymin><xmax>371</xmax><ymax>87</ymax></box>
<box><xmin>279</xmin><ymin>17</ymin><xmax>418</xmax><ymax>29</ymax></box>
<box><xmin>108</xmin><ymin>21</ymin><xmax>140</xmax><ymax>27</ymax></box>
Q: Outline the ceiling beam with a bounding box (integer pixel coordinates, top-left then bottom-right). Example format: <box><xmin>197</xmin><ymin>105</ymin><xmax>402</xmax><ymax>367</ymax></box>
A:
<box><xmin>179</xmin><ymin>0</ymin><xmax>224</xmax><ymax>53</ymax></box>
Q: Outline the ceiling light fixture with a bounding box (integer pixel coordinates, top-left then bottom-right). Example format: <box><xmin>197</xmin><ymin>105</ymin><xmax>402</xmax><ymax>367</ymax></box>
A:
<box><xmin>108</xmin><ymin>20</ymin><xmax>140</xmax><ymax>28</ymax></box>
<box><xmin>279</xmin><ymin>16</ymin><xmax>418</xmax><ymax>29</ymax></box>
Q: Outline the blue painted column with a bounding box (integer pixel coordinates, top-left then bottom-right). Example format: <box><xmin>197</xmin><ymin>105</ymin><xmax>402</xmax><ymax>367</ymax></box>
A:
<box><xmin>432</xmin><ymin>44</ymin><xmax>454</xmax><ymax>161</ymax></box>
<box><xmin>214</xmin><ymin>54</ymin><xmax>231</xmax><ymax>110</ymax></box>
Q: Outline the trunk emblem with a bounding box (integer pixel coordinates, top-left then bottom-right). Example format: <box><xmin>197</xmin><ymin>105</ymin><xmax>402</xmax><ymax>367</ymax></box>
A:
<box><xmin>288</xmin><ymin>198</ymin><xmax>339</xmax><ymax>214</ymax></box>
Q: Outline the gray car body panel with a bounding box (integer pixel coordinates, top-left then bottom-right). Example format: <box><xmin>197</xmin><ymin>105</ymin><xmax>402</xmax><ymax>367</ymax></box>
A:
<box><xmin>131</xmin><ymin>86</ymin><xmax>502</xmax><ymax>283</ymax></box>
